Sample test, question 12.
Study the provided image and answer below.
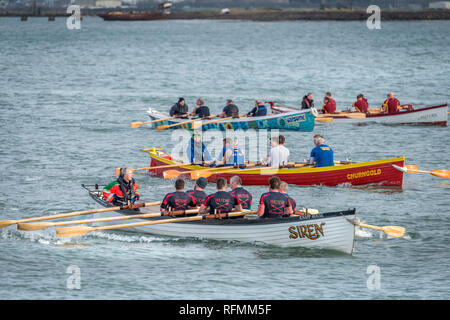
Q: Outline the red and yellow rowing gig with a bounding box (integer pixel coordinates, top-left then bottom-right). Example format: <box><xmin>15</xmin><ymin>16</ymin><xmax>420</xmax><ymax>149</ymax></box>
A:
<box><xmin>147</xmin><ymin>150</ymin><xmax>405</xmax><ymax>187</ymax></box>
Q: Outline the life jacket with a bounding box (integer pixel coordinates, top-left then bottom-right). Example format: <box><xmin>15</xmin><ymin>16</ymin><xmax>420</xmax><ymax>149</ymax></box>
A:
<box><xmin>383</xmin><ymin>98</ymin><xmax>400</xmax><ymax>114</ymax></box>
<box><xmin>322</xmin><ymin>99</ymin><xmax>336</xmax><ymax>114</ymax></box>
<box><xmin>353</xmin><ymin>98</ymin><xmax>369</xmax><ymax>113</ymax></box>
<box><xmin>222</xmin><ymin>145</ymin><xmax>244</xmax><ymax>166</ymax></box>
<box><xmin>102</xmin><ymin>176</ymin><xmax>139</xmax><ymax>204</ymax></box>
<box><xmin>255</xmin><ymin>105</ymin><xmax>267</xmax><ymax>116</ymax></box>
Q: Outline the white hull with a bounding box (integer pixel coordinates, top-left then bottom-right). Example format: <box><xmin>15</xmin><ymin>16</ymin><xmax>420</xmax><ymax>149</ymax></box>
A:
<box><xmin>317</xmin><ymin>104</ymin><xmax>448</xmax><ymax>125</ymax></box>
<box><xmin>93</xmin><ymin>205</ymin><xmax>356</xmax><ymax>254</ymax></box>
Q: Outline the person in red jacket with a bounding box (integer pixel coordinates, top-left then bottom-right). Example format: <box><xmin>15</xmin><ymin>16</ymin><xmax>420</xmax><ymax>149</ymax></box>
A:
<box><xmin>321</xmin><ymin>92</ymin><xmax>336</xmax><ymax>114</ymax></box>
<box><xmin>103</xmin><ymin>167</ymin><xmax>140</xmax><ymax>206</ymax></box>
<box><xmin>382</xmin><ymin>92</ymin><xmax>401</xmax><ymax>114</ymax></box>
<box><xmin>352</xmin><ymin>94</ymin><xmax>369</xmax><ymax>113</ymax></box>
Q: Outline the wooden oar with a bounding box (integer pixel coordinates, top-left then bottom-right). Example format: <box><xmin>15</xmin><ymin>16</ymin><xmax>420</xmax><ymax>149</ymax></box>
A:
<box><xmin>130</xmin><ymin>116</ymin><xmax>180</xmax><ymax>129</ymax></box>
<box><xmin>315</xmin><ymin>117</ymin><xmax>333</xmax><ymax>123</ymax></box>
<box><xmin>393</xmin><ymin>165</ymin><xmax>449</xmax><ymax>179</ymax></box>
<box><xmin>318</xmin><ymin>113</ymin><xmax>366</xmax><ymax>119</ymax></box>
<box><xmin>0</xmin><ymin>201</ymin><xmax>161</xmax><ymax>229</ymax></box>
<box><xmin>56</xmin><ymin>210</ymin><xmax>257</xmax><ymax>238</ymax></box>
<box><xmin>155</xmin><ymin>114</ymin><xmax>217</xmax><ymax>131</ymax></box>
<box><xmin>18</xmin><ymin>208</ymin><xmax>199</xmax><ymax>231</ymax></box>
<box><xmin>188</xmin><ymin>165</ymin><xmax>281</xmax><ymax>179</ymax></box>
<box><xmin>163</xmin><ymin>163</ymin><xmax>258</xmax><ymax>180</ymax></box>
<box><xmin>191</xmin><ymin>116</ymin><xmax>236</xmax><ymax>130</ymax></box>
<box><xmin>115</xmin><ymin>162</ymin><xmax>189</xmax><ymax>176</ymax></box>
<box><xmin>357</xmin><ymin>223</ymin><xmax>406</xmax><ymax>238</ymax></box>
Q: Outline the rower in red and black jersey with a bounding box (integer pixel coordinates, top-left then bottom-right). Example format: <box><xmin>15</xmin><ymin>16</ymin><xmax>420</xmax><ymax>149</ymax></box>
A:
<box><xmin>186</xmin><ymin>177</ymin><xmax>208</xmax><ymax>206</ymax></box>
<box><xmin>280</xmin><ymin>181</ymin><xmax>296</xmax><ymax>210</ymax></box>
<box><xmin>199</xmin><ymin>178</ymin><xmax>243</xmax><ymax>216</ymax></box>
<box><xmin>257</xmin><ymin>177</ymin><xmax>293</xmax><ymax>219</ymax></box>
<box><xmin>229</xmin><ymin>176</ymin><xmax>252</xmax><ymax>209</ymax></box>
<box><xmin>160</xmin><ymin>179</ymin><xmax>196</xmax><ymax>215</ymax></box>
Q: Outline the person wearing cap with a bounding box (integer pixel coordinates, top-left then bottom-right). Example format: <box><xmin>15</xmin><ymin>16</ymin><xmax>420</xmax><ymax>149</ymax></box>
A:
<box><xmin>247</xmin><ymin>100</ymin><xmax>267</xmax><ymax>117</ymax></box>
<box><xmin>219</xmin><ymin>99</ymin><xmax>240</xmax><ymax>118</ymax></box>
<box><xmin>186</xmin><ymin>131</ymin><xmax>213</xmax><ymax>164</ymax></box>
<box><xmin>160</xmin><ymin>178</ymin><xmax>197</xmax><ymax>215</ymax></box>
<box><xmin>170</xmin><ymin>97</ymin><xmax>189</xmax><ymax>118</ymax></box>
<box><xmin>229</xmin><ymin>176</ymin><xmax>252</xmax><ymax>209</ymax></box>
<box><xmin>102</xmin><ymin>167</ymin><xmax>140</xmax><ymax>206</ymax></box>
<box><xmin>187</xmin><ymin>177</ymin><xmax>208</xmax><ymax>206</ymax></box>
<box><xmin>309</xmin><ymin>134</ymin><xmax>334</xmax><ymax>167</ymax></box>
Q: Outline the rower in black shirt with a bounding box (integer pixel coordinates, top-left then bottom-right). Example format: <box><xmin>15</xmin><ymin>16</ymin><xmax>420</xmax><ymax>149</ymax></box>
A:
<box><xmin>257</xmin><ymin>176</ymin><xmax>293</xmax><ymax>219</ymax></box>
<box><xmin>160</xmin><ymin>179</ymin><xmax>196</xmax><ymax>215</ymax></box>
<box><xmin>199</xmin><ymin>178</ymin><xmax>242</xmax><ymax>215</ymax></box>
<box><xmin>229</xmin><ymin>175</ymin><xmax>252</xmax><ymax>209</ymax></box>
<box><xmin>280</xmin><ymin>181</ymin><xmax>297</xmax><ymax>211</ymax></box>
<box><xmin>186</xmin><ymin>177</ymin><xmax>208</xmax><ymax>206</ymax></box>
<box><xmin>191</xmin><ymin>98</ymin><xmax>211</xmax><ymax>119</ymax></box>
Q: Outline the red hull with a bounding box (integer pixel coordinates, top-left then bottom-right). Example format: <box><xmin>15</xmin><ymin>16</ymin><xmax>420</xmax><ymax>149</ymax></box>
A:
<box><xmin>149</xmin><ymin>156</ymin><xmax>405</xmax><ymax>187</ymax></box>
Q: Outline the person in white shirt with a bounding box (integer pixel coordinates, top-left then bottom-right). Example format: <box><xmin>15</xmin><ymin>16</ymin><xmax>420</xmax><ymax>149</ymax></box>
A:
<box><xmin>264</xmin><ymin>135</ymin><xmax>290</xmax><ymax>167</ymax></box>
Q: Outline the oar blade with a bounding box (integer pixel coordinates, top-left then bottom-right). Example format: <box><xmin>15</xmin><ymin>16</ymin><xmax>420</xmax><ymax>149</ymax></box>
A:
<box><xmin>382</xmin><ymin>226</ymin><xmax>406</xmax><ymax>238</ymax></box>
<box><xmin>56</xmin><ymin>226</ymin><xmax>94</xmax><ymax>238</ymax></box>
<box><xmin>431</xmin><ymin>170</ymin><xmax>450</xmax><ymax>179</ymax></box>
<box><xmin>405</xmin><ymin>164</ymin><xmax>418</xmax><ymax>171</ymax></box>
<box><xmin>0</xmin><ymin>220</ymin><xmax>17</xmax><ymax>229</ymax></box>
<box><xmin>155</xmin><ymin>125</ymin><xmax>169</xmax><ymax>131</ymax></box>
<box><xmin>191</xmin><ymin>170</ymin><xmax>212</xmax><ymax>180</ymax></box>
<box><xmin>17</xmin><ymin>222</ymin><xmax>53</xmax><ymax>231</ymax></box>
<box><xmin>315</xmin><ymin>117</ymin><xmax>333</xmax><ymax>123</ymax></box>
<box><xmin>163</xmin><ymin>170</ymin><xmax>182</xmax><ymax>179</ymax></box>
<box><xmin>129</xmin><ymin>122</ymin><xmax>143</xmax><ymax>129</ymax></box>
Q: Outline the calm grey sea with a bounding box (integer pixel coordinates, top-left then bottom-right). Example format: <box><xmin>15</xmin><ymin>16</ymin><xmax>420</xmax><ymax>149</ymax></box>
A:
<box><xmin>0</xmin><ymin>17</ymin><xmax>449</xmax><ymax>300</ymax></box>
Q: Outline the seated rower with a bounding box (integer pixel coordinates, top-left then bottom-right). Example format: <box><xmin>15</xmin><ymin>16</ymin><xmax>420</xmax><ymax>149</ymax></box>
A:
<box><xmin>247</xmin><ymin>100</ymin><xmax>267</xmax><ymax>117</ymax></box>
<box><xmin>186</xmin><ymin>132</ymin><xmax>213</xmax><ymax>164</ymax></box>
<box><xmin>352</xmin><ymin>94</ymin><xmax>369</xmax><ymax>113</ymax></box>
<box><xmin>309</xmin><ymin>134</ymin><xmax>334</xmax><ymax>167</ymax></box>
<box><xmin>186</xmin><ymin>177</ymin><xmax>208</xmax><ymax>206</ymax></box>
<box><xmin>280</xmin><ymin>181</ymin><xmax>296</xmax><ymax>211</ymax></box>
<box><xmin>382</xmin><ymin>92</ymin><xmax>401</xmax><ymax>114</ymax></box>
<box><xmin>219</xmin><ymin>99</ymin><xmax>240</xmax><ymax>118</ymax></box>
<box><xmin>257</xmin><ymin>176</ymin><xmax>293</xmax><ymax>219</ymax></box>
<box><xmin>321</xmin><ymin>92</ymin><xmax>337</xmax><ymax>114</ymax></box>
<box><xmin>199</xmin><ymin>178</ymin><xmax>243</xmax><ymax>215</ymax></box>
<box><xmin>169</xmin><ymin>97</ymin><xmax>189</xmax><ymax>118</ymax></box>
<box><xmin>103</xmin><ymin>167</ymin><xmax>140</xmax><ymax>206</ymax></box>
<box><xmin>160</xmin><ymin>178</ymin><xmax>197</xmax><ymax>215</ymax></box>
<box><xmin>301</xmin><ymin>93</ymin><xmax>314</xmax><ymax>110</ymax></box>
<box><xmin>229</xmin><ymin>176</ymin><xmax>253</xmax><ymax>209</ymax></box>
<box><xmin>264</xmin><ymin>135</ymin><xmax>290</xmax><ymax>168</ymax></box>
<box><xmin>190</xmin><ymin>98</ymin><xmax>211</xmax><ymax>119</ymax></box>
<box><xmin>217</xmin><ymin>138</ymin><xmax>245</xmax><ymax>167</ymax></box>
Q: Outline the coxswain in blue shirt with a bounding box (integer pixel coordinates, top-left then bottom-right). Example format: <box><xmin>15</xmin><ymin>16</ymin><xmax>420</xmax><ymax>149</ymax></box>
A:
<box><xmin>309</xmin><ymin>134</ymin><xmax>334</xmax><ymax>167</ymax></box>
<box><xmin>217</xmin><ymin>138</ymin><xmax>245</xmax><ymax>167</ymax></box>
<box><xmin>229</xmin><ymin>176</ymin><xmax>253</xmax><ymax>209</ymax></box>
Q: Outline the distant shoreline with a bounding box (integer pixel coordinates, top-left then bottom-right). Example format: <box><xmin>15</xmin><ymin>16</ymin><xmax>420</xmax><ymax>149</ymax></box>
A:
<box><xmin>1</xmin><ymin>8</ymin><xmax>450</xmax><ymax>21</ymax></box>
